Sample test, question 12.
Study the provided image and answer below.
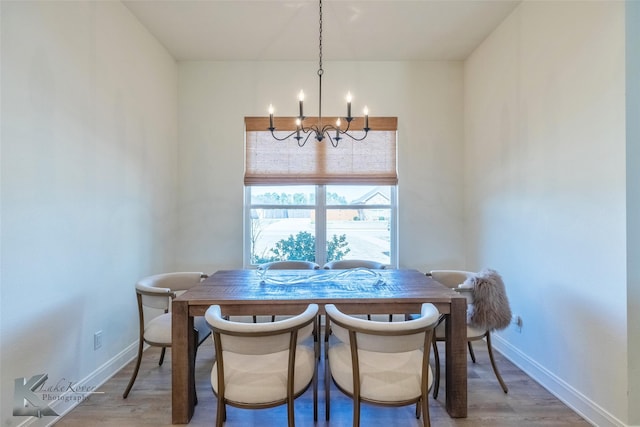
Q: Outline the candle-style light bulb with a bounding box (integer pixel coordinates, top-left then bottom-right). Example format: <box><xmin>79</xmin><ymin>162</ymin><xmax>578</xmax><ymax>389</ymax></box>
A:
<box><xmin>298</xmin><ymin>90</ymin><xmax>304</xmax><ymax>118</ymax></box>
<box><xmin>268</xmin><ymin>104</ymin><xmax>274</xmax><ymax>128</ymax></box>
<box><xmin>295</xmin><ymin>118</ymin><xmax>301</xmax><ymax>138</ymax></box>
<box><xmin>363</xmin><ymin>106</ymin><xmax>369</xmax><ymax>130</ymax></box>
<box><xmin>346</xmin><ymin>92</ymin><xmax>352</xmax><ymax>119</ymax></box>
<box><xmin>335</xmin><ymin>118</ymin><xmax>341</xmax><ymax>139</ymax></box>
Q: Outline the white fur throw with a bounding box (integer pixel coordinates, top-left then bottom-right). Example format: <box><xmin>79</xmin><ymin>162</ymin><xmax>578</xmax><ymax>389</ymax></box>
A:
<box><xmin>463</xmin><ymin>269</ymin><xmax>512</xmax><ymax>331</ymax></box>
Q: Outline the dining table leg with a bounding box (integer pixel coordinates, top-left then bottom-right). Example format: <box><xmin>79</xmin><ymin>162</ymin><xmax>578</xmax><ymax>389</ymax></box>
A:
<box><xmin>172</xmin><ymin>300</ymin><xmax>195</xmax><ymax>424</ymax></box>
<box><xmin>445</xmin><ymin>295</ymin><xmax>468</xmax><ymax>417</ymax></box>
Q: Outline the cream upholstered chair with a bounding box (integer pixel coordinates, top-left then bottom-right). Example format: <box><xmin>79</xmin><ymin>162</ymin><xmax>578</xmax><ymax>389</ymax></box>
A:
<box><xmin>324</xmin><ymin>303</ymin><xmax>440</xmax><ymax>426</ymax></box>
<box><xmin>322</xmin><ymin>259</ymin><xmax>392</xmax><ymax>321</ymax></box>
<box><xmin>205</xmin><ymin>303</ymin><xmax>319</xmax><ymax>427</ymax></box>
<box><xmin>429</xmin><ymin>269</ymin><xmax>509</xmax><ymax>399</ymax></box>
<box><xmin>259</xmin><ymin>260</ymin><xmax>320</xmax><ymax>270</ymax></box>
<box><xmin>123</xmin><ymin>272</ymin><xmax>210</xmax><ymax>399</ymax></box>
<box><xmin>322</xmin><ymin>259</ymin><xmax>386</xmax><ymax>270</ymax></box>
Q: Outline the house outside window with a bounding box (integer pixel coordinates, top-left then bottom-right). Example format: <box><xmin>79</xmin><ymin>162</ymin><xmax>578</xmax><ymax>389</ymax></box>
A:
<box><xmin>243</xmin><ymin>117</ymin><xmax>398</xmax><ymax>267</ymax></box>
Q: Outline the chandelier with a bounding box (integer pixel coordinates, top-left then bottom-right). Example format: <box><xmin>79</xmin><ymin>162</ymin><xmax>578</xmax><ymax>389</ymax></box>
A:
<box><xmin>267</xmin><ymin>0</ymin><xmax>370</xmax><ymax>148</ymax></box>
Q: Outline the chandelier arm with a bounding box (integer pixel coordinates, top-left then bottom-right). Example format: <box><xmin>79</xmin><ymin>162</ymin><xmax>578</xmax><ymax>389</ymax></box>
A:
<box><xmin>299</xmin><ymin>123</ymin><xmax>313</xmax><ymax>134</ymax></box>
<box><xmin>269</xmin><ymin>129</ymin><xmax>301</xmax><ymax>141</ymax></box>
<box><xmin>338</xmin><ymin>129</ymin><xmax>370</xmax><ymax>142</ymax></box>
<box><xmin>320</xmin><ymin>124</ymin><xmax>335</xmax><ymax>134</ymax></box>
<box><xmin>297</xmin><ymin>131</ymin><xmax>315</xmax><ymax>147</ymax></box>
<box><xmin>320</xmin><ymin>123</ymin><xmax>368</xmax><ymax>142</ymax></box>
<box><xmin>302</xmin><ymin>122</ymin><xmax>321</xmax><ymax>137</ymax></box>
<box><xmin>326</xmin><ymin>133</ymin><xmax>340</xmax><ymax>148</ymax></box>
<box><xmin>303</xmin><ymin>124</ymin><xmax>322</xmax><ymax>136</ymax></box>
<box><xmin>340</xmin><ymin>119</ymin><xmax>371</xmax><ymax>135</ymax></box>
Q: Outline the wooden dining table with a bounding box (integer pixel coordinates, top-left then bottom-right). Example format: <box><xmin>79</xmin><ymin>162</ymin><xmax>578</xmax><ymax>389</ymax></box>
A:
<box><xmin>171</xmin><ymin>268</ymin><xmax>468</xmax><ymax>424</ymax></box>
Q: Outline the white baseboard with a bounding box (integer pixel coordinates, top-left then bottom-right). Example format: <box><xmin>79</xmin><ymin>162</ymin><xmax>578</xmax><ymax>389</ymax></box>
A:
<box><xmin>492</xmin><ymin>335</ymin><xmax>626</xmax><ymax>427</ymax></box>
<box><xmin>16</xmin><ymin>342</ymin><xmax>139</xmax><ymax>427</ymax></box>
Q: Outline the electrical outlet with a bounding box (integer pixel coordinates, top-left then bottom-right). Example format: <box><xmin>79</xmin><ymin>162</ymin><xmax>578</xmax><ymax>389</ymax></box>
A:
<box><xmin>512</xmin><ymin>315</ymin><xmax>523</xmax><ymax>332</ymax></box>
<box><xmin>94</xmin><ymin>331</ymin><xmax>103</xmax><ymax>350</ymax></box>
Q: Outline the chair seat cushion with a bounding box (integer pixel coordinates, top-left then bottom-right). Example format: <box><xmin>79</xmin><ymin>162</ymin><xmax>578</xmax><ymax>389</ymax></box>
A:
<box><xmin>144</xmin><ymin>314</ymin><xmax>209</xmax><ymax>345</ymax></box>
<box><xmin>144</xmin><ymin>313</ymin><xmax>172</xmax><ymax>345</ymax></box>
<box><xmin>211</xmin><ymin>345</ymin><xmax>315</xmax><ymax>404</ymax></box>
<box><xmin>328</xmin><ymin>342</ymin><xmax>432</xmax><ymax>402</ymax></box>
<box><xmin>434</xmin><ymin>321</ymin><xmax>486</xmax><ymax>340</ymax></box>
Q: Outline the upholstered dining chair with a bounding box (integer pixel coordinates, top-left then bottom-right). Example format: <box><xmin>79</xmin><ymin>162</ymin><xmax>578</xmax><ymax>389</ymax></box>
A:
<box><xmin>205</xmin><ymin>303</ymin><xmax>319</xmax><ymax>427</ymax></box>
<box><xmin>324</xmin><ymin>303</ymin><xmax>440</xmax><ymax>426</ymax></box>
<box><xmin>259</xmin><ymin>260</ymin><xmax>320</xmax><ymax>270</ymax></box>
<box><xmin>123</xmin><ymin>272</ymin><xmax>210</xmax><ymax>399</ymax></box>
<box><xmin>322</xmin><ymin>259</ymin><xmax>386</xmax><ymax>270</ymax></box>
<box><xmin>429</xmin><ymin>269</ymin><xmax>510</xmax><ymax>399</ymax></box>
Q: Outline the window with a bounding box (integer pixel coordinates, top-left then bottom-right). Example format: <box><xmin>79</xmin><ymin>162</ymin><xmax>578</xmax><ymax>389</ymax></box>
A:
<box><xmin>244</xmin><ymin>117</ymin><xmax>397</xmax><ymax>267</ymax></box>
<box><xmin>245</xmin><ymin>185</ymin><xmax>396</xmax><ymax>266</ymax></box>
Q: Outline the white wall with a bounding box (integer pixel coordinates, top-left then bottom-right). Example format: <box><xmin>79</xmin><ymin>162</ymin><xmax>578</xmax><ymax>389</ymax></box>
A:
<box><xmin>2</xmin><ymin>1</ymin><xmax>632</xmax><ymax>426</ymax></box>
<box><xmin>626</xmin><ymin>1</ymin><xmax>640</xmax><ymax>424</ymax></box>
<box><xmin>176</xmin><ymin>61</ymin><xmax>465</xmax><ymax>272</ymax></box>
<box><xmin>464</xmin><ymin>1</ymin><xmax>627</xmax><ymax>425</ymax></box>
<box><xmin>0</xmin><ymin>2</ymin><xmax>178</xmax><ymax>426</ymax></box>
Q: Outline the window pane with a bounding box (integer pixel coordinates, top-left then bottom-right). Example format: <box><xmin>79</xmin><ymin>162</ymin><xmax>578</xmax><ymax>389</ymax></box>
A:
<box><xmin>326</xmin><ymin>185</ymin><xmax>391</xmax><ymax>205</ymax></box>
<box><xmin>250</xmin><ymin>209</ymin><xmax>316</xmax><ymax>264</ymax></box>
<box><xmin>326</xmin><ymin>208</ymin><xmax>391</xmax><ymax>264</ymax></box>
<box><xmin>250</xmin><ymin>185</ymin><xmax>315</xmax><ymax>205</ymax></box>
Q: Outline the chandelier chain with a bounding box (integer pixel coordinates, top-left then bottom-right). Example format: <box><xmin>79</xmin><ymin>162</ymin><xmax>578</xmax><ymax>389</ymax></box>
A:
<box><xmin>318</xmin><ymin>0</ymin><xmax>323</xmax><ymax>123</ymax></box>
<box><xmin>318</xmin><ymin>0</ymin><xmax>323</xmax><ymax>75</ymax></box>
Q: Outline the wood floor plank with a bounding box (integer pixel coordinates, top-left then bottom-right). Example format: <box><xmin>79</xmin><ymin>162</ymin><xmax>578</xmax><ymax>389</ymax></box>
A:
<box><xmin>55</xmin><ymin>340</ymin><xmax>590</xmax><ymax>426</ymax></box>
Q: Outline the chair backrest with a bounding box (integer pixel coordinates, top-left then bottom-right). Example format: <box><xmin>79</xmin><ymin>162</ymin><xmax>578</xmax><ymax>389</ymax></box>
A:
<box><xmin>323</xmin><ymin>259</ymin><xmax>386</xmax><ymax>270</ymax></box>
<box><xmin>429</xmin><ymin>270</ymin><xmax>474</xmax><ymax>288</ymax></box>
<box><xmin>325</xmin><ymin>303</ymin><xmax>439</xmax><ymax>353</ymax></box>
<box><xmin>205</xmin><ymin>303</ymin><xmax>319</xmax><ymax>355</ymax></box>
<box><xmin>430</xmin><ymin>270</ymin><xmax>475</xmax><ymax>304</ymax></box>
<box><xmin>258</xmin><ymin>260</ymin><xmax>320</xmax><ymax>270</ymax></box>
<box><xmin>205</xmin><ymin>304</ymin><xmax>319</xmax><ymax>422</ymax></box>
<box><xmin>135</xmin><ymin>272</ymin><xmax>205</xmax><ymax>311</ymax></box>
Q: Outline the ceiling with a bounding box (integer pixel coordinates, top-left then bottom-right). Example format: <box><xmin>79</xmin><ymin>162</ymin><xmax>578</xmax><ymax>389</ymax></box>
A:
<box><xmin>122</xmin><ymin>0</ymin><xmax>521</xmax><ymax>62</ymax></box>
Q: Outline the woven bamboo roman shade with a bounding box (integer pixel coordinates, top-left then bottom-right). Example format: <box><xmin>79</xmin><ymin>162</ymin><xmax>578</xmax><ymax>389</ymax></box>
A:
<box><xmin>244</xmin><ymin>117</ymin><xmax>398</xmax><ymax>185</ymax></box>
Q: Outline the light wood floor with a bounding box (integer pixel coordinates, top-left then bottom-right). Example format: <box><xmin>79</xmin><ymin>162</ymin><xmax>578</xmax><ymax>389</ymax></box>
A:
<box><xmin>55</xmin><ymin>339</ymin><xmax>591</xmax><ymax>426</ymax></box>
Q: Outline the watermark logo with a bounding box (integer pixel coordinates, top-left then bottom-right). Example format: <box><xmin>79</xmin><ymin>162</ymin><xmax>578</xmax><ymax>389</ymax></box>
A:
<box><xmin>13</xmin><ymin>374</ymin><xmax>103</xmax><ymax>418</ymax></box>
<box><xmin>13</xmin><ymin>374</ymin><xmax>59</xmax><ymax>417</ymax></box>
